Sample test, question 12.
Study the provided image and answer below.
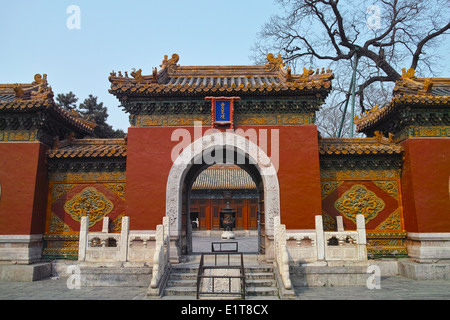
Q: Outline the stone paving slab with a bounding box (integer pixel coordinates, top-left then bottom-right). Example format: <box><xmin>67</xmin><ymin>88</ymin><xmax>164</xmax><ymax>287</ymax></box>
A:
<box><xmin>1</xmin><ymin>236</ymin><xmax>449</xmax><ymax>301</ymax></box>
<box><xmin>1</xmin><ymin>275</ymin><xmax>449</xmax><ymax>300</ymax></box>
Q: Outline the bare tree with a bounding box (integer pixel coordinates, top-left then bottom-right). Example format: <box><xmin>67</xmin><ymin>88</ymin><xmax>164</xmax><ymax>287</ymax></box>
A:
<box><xmin>252</xmin><ymin>0</ymin><xmax>450</xmax><ymax>136</ymax></box>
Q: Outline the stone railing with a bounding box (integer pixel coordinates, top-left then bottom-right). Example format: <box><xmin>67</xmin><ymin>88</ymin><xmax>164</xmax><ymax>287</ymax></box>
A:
<box><xmin>150</xmin><ymin>217</ymin><xmax>171</xmax><ymax>288</ymax></box>
<box><xmin>274</xmin><ymin>215</ymin><xmax>367</xmax><ymax>269</ymax></box>
<box><xmin>78</xmin><ymin>216</ymin><xmax>157</xmax><ymax>264</ymax></box>
<box><xmin>273</xmin><ymin>216</ymin><xmax>292</xmax><ymax>290</ymax></box>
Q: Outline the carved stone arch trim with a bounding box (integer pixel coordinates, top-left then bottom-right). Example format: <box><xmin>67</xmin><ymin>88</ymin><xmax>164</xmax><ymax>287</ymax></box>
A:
<box><xmin>165</xmin><ymin>131</ymin><xmax>280</xmax><ymax>238</ymax></box>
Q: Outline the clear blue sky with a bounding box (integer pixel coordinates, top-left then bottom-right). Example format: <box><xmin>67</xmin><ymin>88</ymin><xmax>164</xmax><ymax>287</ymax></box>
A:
<box><xmin>1</xmin><ymin>1</ymin><xmax>449</xmax><ymax>132</ymax></box>
<box><xmin>0</xmin><ymin>0</ymin><xmax>282</xmax><ymax>131</ymax></box>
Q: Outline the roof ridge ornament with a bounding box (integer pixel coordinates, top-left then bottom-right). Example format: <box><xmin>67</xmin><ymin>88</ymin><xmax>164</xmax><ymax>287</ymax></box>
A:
<box><xmin>401</xmin><ymin>68</ymin><xmax>416</xmax><ymax>80</ymax></box>
<box><xmin>130</xmin><ymin>68</ymin><xmax>144</xmax><ymax>83</ymax></box>
<box><xmin>395</xmin><ymin>68</ymin><xmax>435</xmax><ymax>96</ymax></box>
<box><xmin>266</xmin><ymin>53</ymin><xmax>284</xmax><ymax>72</ymax></box>
<box><xmin>13</xmin><ymin>83</ymin><xmax>24</xmax><ymax>100</ymax></box>
<box><xmin>160</xmin><ymin>53</ymin><xmax>180</xmax><ymax>72</ymax></box>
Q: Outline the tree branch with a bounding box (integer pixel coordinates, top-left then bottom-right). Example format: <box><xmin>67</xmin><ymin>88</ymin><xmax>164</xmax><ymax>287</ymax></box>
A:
<box><xmin>357</xmin><ymin>75</ymin><xmax>392</xmax><ymax>112</ymax></box>
<box><xmin>411</xmin><ymin>21</ymin><xmax>450</xmax><ymax>69</ymax></box>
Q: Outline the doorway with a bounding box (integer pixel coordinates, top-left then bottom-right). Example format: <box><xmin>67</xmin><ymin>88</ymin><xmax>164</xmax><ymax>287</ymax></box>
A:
<box><xmin>165</xmin><ymin>131</ymin><xmax>280</xmax><ymax>261</ymax></box>
<box><xmin>188</xmin><ymin>164</ymin><xmax>261</xmax><ymax>253</ymax></box>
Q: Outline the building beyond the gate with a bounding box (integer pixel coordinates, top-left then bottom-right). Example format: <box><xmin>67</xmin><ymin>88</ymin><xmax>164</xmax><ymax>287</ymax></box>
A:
<box><xmin>0</xmin><ymin>55</ymin><xmax>449</xmax><ymax>266</ymax></box>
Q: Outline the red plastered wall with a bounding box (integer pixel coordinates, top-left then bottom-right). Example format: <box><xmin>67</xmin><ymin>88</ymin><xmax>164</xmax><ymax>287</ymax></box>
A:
<box><xmin>400</xmin><ymin>138</ymin><xmax>450</xmax><ymax>233</ymax></box>
<box><xmin>125</xmin><ymin>125</ymin><xmax>322</xmax><ymax>230</ymax></box>
<box><xmin>0</xmin><ymin>142</ymin><xmax>48</xmax><ymax>235</ymax></box>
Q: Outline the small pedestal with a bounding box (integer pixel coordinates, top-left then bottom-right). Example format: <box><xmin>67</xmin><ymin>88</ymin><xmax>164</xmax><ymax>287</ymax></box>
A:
<box><xmin>220</xmin><ymin>201</ymin><xmax>235</xmax><ymax>240</ymax></box>
<box><xmin>221</xmin><ymin>231</ymin><xmax>235</xmax><ymax>240</ymax></box>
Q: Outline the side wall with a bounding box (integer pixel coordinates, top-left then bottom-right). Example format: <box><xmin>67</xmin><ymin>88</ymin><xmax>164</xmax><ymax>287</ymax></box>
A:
<box><xmin>401</xmin><ymin>138</ymin><xmax>450</xmax><ymax>233</ymax></box>
<box><xmin>401</xmin><ymin>138</ymin><xmax>450</xmax><ymax>262</ymax></box>
<box><xmin>0</xmin><ymin>142</ymin><xmax>48</xmax><ymax>263</ymax></box>
<box><xmin>43</xmin><ymin>171</ymin><xmax>126</xmax><ymax>260</ymax></box>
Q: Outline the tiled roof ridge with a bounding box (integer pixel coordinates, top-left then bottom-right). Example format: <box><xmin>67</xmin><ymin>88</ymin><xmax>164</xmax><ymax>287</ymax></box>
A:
<box><xmin>192</xmin><ymin>165</ymin><xmax>257</xmax><ymax>190</ymax></box>
<box><xmin>0</xmin><ymin>74</ymin><xmax>95</xmax><ymax>135</ymax></box>
<box><xmin>47</xmin><ymin>138</ymin><xmax>127</xmax><ymax>159</ymax></box>
<box><xmin>354</xmin><ymin>69</ymin><xmax>450</xmax><ymax>132</ymax></box>
<box><xmin>108</xmin><ymin>53</ymin><xmax>334</xmax><ymax>97</ymax></box>
<box><xmin>319</xmin><ymin>137</ymin><xmax>404</xmax><ymax>155</ymax></box>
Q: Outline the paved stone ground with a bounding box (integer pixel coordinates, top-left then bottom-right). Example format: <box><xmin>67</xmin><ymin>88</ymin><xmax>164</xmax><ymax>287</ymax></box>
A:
<box><xmin>1</xmin><ymin>275</ymin><xmax>449</xmax><ymax>300</ymax></box>
<box><xmin>192</xmin><ymin>235</ymin><xmax>259</xmax><ymax>253</ymax></box>
<box><xmin>0</xmin><ymin>236</ymin><xmax>449</xmax><ymax>300</ymax></box>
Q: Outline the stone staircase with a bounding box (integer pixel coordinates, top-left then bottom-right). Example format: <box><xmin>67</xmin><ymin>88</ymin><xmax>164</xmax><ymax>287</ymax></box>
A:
<box><xmin>245</xmin><ymin>265</ymin><xmax>278</xmax><ymax>297</ymax></box>
<box><xmin>163</xmin><ymin>263</ymin><xmax>279</xmax><ymax>298</ymax></box>
<box><xmin>164</xmin><ymin>265</ymin><xmax>198</xmax><ymax>296</ymax></box>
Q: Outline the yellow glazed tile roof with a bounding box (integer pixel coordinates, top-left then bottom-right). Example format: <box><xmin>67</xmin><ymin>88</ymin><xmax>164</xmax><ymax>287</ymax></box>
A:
<box><xmin>47</xmin><ymin>139</ymin><xmax>127</xmax><ymax>159</ymax></box>
<box><xmin>0</xmin><ymin>74</ymin><xmax>95</xmax><ymax>135</ymax></box>
<box><xmin>319</xmin><ymin>137</ymin><xmax>404</xmax><ymax>156</ymax></box>
<box><xmin>109</xmin><ymin>53</ymin><xmax>334</xmax><ymax>97</ymax></box>
<box><xmin>192</xmin><ymin>164</ymin><xmax>256</xmax><ymax>190</ymax></box>
<box><xmin>355</xmin><ymin>69</ymin><xmax>450</xmax><ymax>132</ymax></box>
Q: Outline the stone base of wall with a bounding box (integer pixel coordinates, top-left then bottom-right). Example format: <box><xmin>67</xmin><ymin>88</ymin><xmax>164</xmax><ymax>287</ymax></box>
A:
<box><xmin>398</xmin><ymin>260</ymin><xmax>450</xmax><ymax>280</ymax></box>
<box><xmin>0</xmin><ymin>262</ymin><xmax>52</xmax><ymax>282</ymax></box>
<box><xmin>290</xmin><ymin>261</ymin><xmax>371</xmax><ymax>287</ymax></box>
<box><xmin>51</xmin><ymin>260</ymin><xmax>153</xmax><ymax>287</ymax></box>
<box><xmin>406</xmin><ymin>233</ymin><xmax>450</xmax><ymax>263</ymax></box>
<box><xmin>0</xmin><ymin>235</ymin><xmax>43</xmax><ymax>264</ymax></box>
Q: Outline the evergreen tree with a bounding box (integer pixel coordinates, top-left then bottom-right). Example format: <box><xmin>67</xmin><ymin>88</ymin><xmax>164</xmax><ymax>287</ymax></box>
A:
<box><xmin>57</xmin><ymin>92</ymin><xmax>125</xmax><ymax>138</ymax></box>
<box><xmin>78</xmin><ymin>94</ymin><xmax>124</xmax><ymax>138</ymax></box>
<box><xmin>56</xmin><ymin>92</ymin><xmax>78</xmax><ymax>111</ymax></box>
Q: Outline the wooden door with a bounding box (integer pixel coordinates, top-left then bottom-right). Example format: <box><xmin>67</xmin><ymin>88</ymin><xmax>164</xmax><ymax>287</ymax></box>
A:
<box><xmin>199</xmin><ymin>203</ymin><xmax>209</xmax><ymax>230</ymax></box>
<box><xmin>235</xmin><ymin>199</ymin><xmax>244</xmax><ymax>230</ymax></box>
<box><xmin>248</xmin><ymin>199</ymin><xmax>258</xmax><ymax>230</ymax></box>
<box><xmin>212</xmin><ymin>200</ymin><xmax>221</xmax><ymax>230</ymax></box>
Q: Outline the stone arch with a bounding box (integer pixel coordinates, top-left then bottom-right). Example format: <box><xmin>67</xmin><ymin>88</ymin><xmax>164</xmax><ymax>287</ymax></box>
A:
<box><xmin>165</xmin><ymin>130</ymin><xmax>280</xmax><ymax>257</ymax></box>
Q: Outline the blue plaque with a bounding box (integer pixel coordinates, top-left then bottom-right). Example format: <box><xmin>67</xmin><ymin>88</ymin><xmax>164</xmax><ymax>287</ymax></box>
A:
<box><xmin>215</xmin><ymin>100</ymin><xmax>231</xmax><ymax>122</ymax></box>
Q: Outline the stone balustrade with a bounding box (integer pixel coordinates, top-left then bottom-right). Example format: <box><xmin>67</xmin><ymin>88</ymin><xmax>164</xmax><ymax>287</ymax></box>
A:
<box><xmin>281</xmin><ymin>215</ymin><xmax>367</xmax><ymax>264</ymax></box>
<box><xmin>150</xmin><ymin>217</ymin><xmax>171</xmax><ymax>289</ymax></box>
<box><xmin>78</xmin><ymin>216</ymin><xmax>158</xmax><ymax>264</ymax></box>
<box><xmin>273</xmin><ymin>214</ymin><xmax>367</xmax><ymax>290</ymax></box>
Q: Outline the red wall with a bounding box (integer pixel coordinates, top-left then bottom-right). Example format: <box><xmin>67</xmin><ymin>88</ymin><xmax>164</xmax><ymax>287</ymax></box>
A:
<box><xmin>125</xmin><ymin>125</ymin><xmax>322</xmax><ymax>231</ymax></box>
<box><xmin>0</xmin><ymin>142</ymin><xmax>48</xmax><ymax>235</ymax></box>
<box><xmin>401</xmin><ymin>138</ymin><xmax>450</xmax><ymax>233</ymax></box>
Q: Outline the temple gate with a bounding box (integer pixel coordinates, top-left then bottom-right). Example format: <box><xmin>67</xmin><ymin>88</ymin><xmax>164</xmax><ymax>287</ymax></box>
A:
<box><xmin>0</xmin><ymin>55</ymin><xmax>449</xmax><ymax>280</ymax></box>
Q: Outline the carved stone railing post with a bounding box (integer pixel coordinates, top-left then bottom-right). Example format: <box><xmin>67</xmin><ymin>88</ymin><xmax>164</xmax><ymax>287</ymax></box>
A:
<box><xmin>119</xmin><ymin>216</ymin><xmax>130</xmax><ymax>262</ymax></box>
<box><xmin>150</xmin><ymin>217</ymin><xmax>171</xmax><ymax>290</ymax></box>
<box><xmin>102</xmin><ymin>217</ymin><xmax>110</xmax><ymax>233</ymax></box>
<box><xmin>274</xmin><ymin>216</ymin><xmax>292</xmax><ymax>290</ymax></box>
<box><xmin>336</xmin><ymin>216</ymin><xmax>344</xmax><ymax>232</ymax></box>
<box><xmin>163</xmin><ymin>216</ymin><xmax>170</xmax><ymax>260</ymax></box>
<box><xmin>356</xmin><ymin>214</ymin><xmax>367</xmax><ymax>261</ymax></box>
<box><xmin>315</xmin><ymin>215</ymin><xmax>325</xmax><ymax>260</ymax></box>
<box><xmin>78</xmin><ymin>215</ymin><xmax>89</xmax><ymax>261</ymax></box>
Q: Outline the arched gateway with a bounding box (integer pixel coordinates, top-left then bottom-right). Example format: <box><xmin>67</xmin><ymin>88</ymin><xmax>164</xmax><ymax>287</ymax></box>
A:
<box><xmin>4</xmin><ymin>52</ymin><xmax>444</xmax><ymax>271</ymax></box>
<box><xmin>166</xmin><ymin>130</ymin><xmax>280</xmax><ymax>259</ymax></box>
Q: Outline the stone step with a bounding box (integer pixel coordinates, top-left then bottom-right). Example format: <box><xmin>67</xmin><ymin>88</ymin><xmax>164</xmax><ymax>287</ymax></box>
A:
<box><xmin>169</xmin><ymin>272</ymin><xmax>198</xmax><ymax>280</ymax></box>
<box><xmin>246</xmin><ymin>271</ymin><xmax>275</xmax><ymax>279</ymax></box>
<box><xmin>78</xmin><ymin>267</ymin><xmax>153</xmax><ymax>287</ymax></box>
<box><xmin>164</xmin><ymin>263</ymin><xmax>278</xmax><ymax>298</ymax></box>
<box><xmin>167</xmin><ymin>278</ymin><xmax>197</xmax><ymax>287</ymax></box>
<box><xmin>246</xmin><ymin>278</ymin><xmax>277</xmax><ymax>287</ymax></box>
<box><xmin>245</xmin><ymin>266</ymin><xmax>274</xmax><ymax>273</ymax></box>
<box><xmin>165</xmin><ymin>286</ymin><xmax>197</xmax><ymax>296</ymax></box>
<box><xmin>245</xmin><ymin>286</ymin><xmax>279</xmax><ymax>296</ymax></box>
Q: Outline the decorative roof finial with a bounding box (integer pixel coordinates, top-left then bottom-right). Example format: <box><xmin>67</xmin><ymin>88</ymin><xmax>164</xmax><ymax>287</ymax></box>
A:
<box><xmin>160</xmin><ymin>54</ymin><xmax>180</xmax><ymax>72</ymax></box>
<box><xmin>266</xmin><ymin>53</ymin><xmax>284</xmax><ymax>71</ymax></box>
